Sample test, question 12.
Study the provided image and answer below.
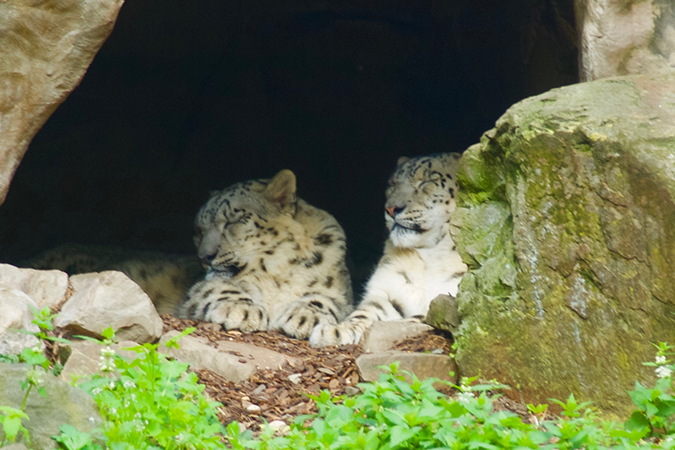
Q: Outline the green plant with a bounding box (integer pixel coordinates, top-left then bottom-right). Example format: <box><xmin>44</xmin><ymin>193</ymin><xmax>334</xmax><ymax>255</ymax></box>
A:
<box><xmin>625</xmin><ymin>342</ymin><xmax>675</xmax><ymax>440</ymax></box>
<box><xmin>0</xmin><ymin>406</ymin><xmax>30</xmax><ymax>447</ymax></box>
<box><xmin>78</xmin><ymin>327</ymin><xmax>225</xmax><ymax>450</ymax></box>
<box><xmin>0</xmin><ymin>306</ymin><xmax>70</xmax><ymax>448</ymax></box>
<box><xmin>225</xmin><ymin>362</ymin><xmax>669</xmax><ymax>450</ymax></box>
<box><xmin>52</xmin><ymin>424</ymin><xmax>103</xmax><ymax>450</ymax></box>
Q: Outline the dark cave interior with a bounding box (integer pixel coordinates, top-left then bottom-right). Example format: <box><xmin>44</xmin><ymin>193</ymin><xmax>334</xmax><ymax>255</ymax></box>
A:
<box><xmin>0</xmin><ymin>0</ymin><xmax>577</xmax><ymax>290</ymax></box>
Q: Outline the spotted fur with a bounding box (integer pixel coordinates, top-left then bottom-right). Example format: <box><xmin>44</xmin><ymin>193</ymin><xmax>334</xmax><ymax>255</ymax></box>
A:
<box><xmin>22</xmin><ymin>243</ymin><xmax>203</xmax><ymax>315</ymax></box>
<box><xmin>177</xmin><ymin>169</ymin><xmax>353</xmax><ymax>340</ymax></box>
<box><xmin>310</xmin><ymin>153</ymin><xmax>467</xmax><ymax>347</ymax></box>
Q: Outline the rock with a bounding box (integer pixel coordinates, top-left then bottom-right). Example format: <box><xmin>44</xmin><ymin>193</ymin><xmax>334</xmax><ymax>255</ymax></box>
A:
<box><xmin>54</xmin><ymin>271</ymin><xmax>163</xmax><ymax>343</ymax></box>
<box><xmin>356</xmin><ymin>351</ymin><xmax>457</xmax><ymax>385</ymax></box>
<box><xmin>0</xmin><ymin>263</ymin><xmax>69</xmax><ymax>309</ymax></box>
<box><xmin>576</xmin><ymin>0</ymin><xmax>675</xmax><ymax>81</ymax></box>
<box><xmin>0</xmin><ymin>0</ymin><xmax>124</xmax><ymax>207</ymax></box>
<box><xmin>59</xmin><ymin>340</ymin><xmax>139</xmax><ymax>383</ymax></box>
<box><xmin>424</xmin><ymin>294</ymin><xmax>460</xmax><ymax>334</ymax></box>
<box><xmin>2</xmin><ymin>444</ymin><xmax>29</xmax><ymax>450</ymax></box>
<box><xmin>360</xmin><ymin>320</ymin><xmax>433</xmax><ymax>353</ymax></box>
<box><xmin>0</xmin><ymin>288</ymin><xmax>41</xmax><ymax>356</ymax></box>
<box><xmin>160</xmin><ymin>330</ymin><xmax>300</xmax><ymax>383</ymax></box>
<box><xmin>0</xmin><ymin>363</ymin><xmax>101</xmax><ymax>449</ymax></box>
<box><xmin>452</xmin><ymin>70</ymin><xmax>675</xmax><ymax>417</ymax></box>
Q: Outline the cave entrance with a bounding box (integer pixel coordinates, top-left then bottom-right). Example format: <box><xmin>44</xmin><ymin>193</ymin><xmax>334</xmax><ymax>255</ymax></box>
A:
<box><xmin>0</xmin><ymin>0</ymin><xmax>576</xmax><ymax>291</ymax></box>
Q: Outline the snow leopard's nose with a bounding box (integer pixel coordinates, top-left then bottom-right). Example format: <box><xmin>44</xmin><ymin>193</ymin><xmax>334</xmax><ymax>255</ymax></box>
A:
<box><xmin>199</xmin><ymin>252</ymin><xmax>216</xmax><ymax>266</ymax></box>
<box><xmin>385</xmin><ymin>205</ymin><xmax>405</xmax><ymax>218</ymax></box>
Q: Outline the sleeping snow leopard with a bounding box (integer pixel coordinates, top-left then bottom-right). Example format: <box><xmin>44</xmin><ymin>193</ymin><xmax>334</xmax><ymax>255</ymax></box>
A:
<box><xmin>177</xmin><ymin>169</ymin><xmax>353</xmax><ymax>340</ymax></box>
<box><xmin>310</xmin><ymin>152</ymin><xmax>468</xmax><ymax>347</ymax></box>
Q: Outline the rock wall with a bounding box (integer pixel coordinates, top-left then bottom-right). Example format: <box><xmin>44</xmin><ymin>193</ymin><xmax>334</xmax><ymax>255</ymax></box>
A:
<box><xmin>576</xmin><ymin>0</ymin><xmax>675</xmax><ymax>80</ymax></box>
<box><xmin>0</xmin><ymin>0</ymin><xmax>124</xmax><ymax>206</ymax></box>
<box><xmin>452</xmin><ymin>70</ymin><xmax>675</xmax><ymax>417</ymax></box>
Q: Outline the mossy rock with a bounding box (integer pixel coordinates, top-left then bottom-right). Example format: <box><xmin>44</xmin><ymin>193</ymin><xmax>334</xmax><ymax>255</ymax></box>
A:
<box><xmin>452</xmin><ymin>70</ymin><xmax>675</xmax><ymax>418</ymax></box>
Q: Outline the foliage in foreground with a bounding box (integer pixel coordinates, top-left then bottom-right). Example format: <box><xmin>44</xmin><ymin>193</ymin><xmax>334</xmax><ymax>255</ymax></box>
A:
<box><xmin>0</xmin><ymin>308</ymin><xmax>226</xmax><ymax>450</ymax></box>
<box><xmin>64</xmin><ymin>327</ymin><xmax>225</xmax><ymax>450</ymax></box>
<box><xmin>4</xmin><ymin>307</ymin><xmax>675</xmax><ymax>449</ymax></box>
<box><xmin>226</xmin><ymin>360</ymin><xmax>675</xmax><ymax>450</ymax></box>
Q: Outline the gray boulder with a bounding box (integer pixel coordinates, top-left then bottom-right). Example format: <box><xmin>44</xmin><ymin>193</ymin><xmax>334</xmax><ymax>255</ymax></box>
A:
<box><xmin>55</xmin><ymin>271</ymin><xmax>163</xmax><ymax>343</ymax></box>
<box><xmin>0</xmin><ymin>289</ymin><xmax>41</xmax><ymax>356</ymax></box>
<box><xmin>360</xmin><ymin>320</ymin><xmax>433</xmax><ymax>353</ymax></box>
<box><xmin>0</xmin><ymin>363</ymin><xmax>101</xmax><ymax>449</ymax></box>
<box><xmin>0</xmin><ymin>263</ymin><xmax>69</xmax><ymax>309</ymax></box>
<box><xmin>0</xmin><ymin>0</ymin><xmax>124</xmax><ymax>207</ymax></box>
<box><xmin>356</xmin><ymin>351</ymin><xmax>456</xmax><ymax>385</ymax></box>
<box><xmin>160</xmin><ymin>330</ymin><xmax>300</xmax><ymax>382</ymax></box>
<box><xmin>452</xmin><ymin>70</ymin><xmax>675</xmax><ymax>417</ymax></box>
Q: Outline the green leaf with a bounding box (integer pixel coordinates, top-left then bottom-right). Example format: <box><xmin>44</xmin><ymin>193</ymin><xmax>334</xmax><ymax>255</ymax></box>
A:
<box><xmin>53</xmin><ymin>424</ymin><xmax>94</xmax><ymax>450</ymax></box>
<box><xmin>2</xmin><ymin>416</ymin><xmax>22</xmax><ymax>441</ymax></box>
<box><xmin>624</xmin><ymin>411</ymin><xmax>650</xmax><ymax>431</ymax></box>
<box><xmin>389</xmin><ymin>425</ymin><xmax>419</xmax><ymax>447</ymax></box>
<box><xmin>101</xmin><ymin>327</ymin><xmax>115</xmax><ymax>340</ymax></box>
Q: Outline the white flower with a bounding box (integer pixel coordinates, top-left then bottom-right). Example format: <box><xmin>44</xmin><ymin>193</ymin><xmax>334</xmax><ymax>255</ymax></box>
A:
<box><xmin>656</xmin><ymin>365</ymin><xmax>673</xmax><ymax>379</ymax></box>
<box><xmin>123</xmin><ymin>380</ymin><xmax>136</xmax><ymax>389</ymax></box>
<box><xmin>98</xmin><ymin>359</ymin><xmax>116</xmax><ymax>372</ymax></box>
<box><xmin>92</xmin><ymin>387</ymin><xmax>103</xmax><ymax>396</ymax></box>
<box><xmin>656</xmin><ymin>355</ymin><xmax>667</xmax><ymax>365</ymax></box>
<box><xmin>27</xmin><ymin>368</ymin><xmax>45</xmax><ymax>386</ymax></box>
<box><xmin>109</xmin><ymin>380</ymin><xmax>116</xmax><ymax>389</ymax></box>
<box><xmin>175</xmin><ymin>433</ymin><xmax>184</xmax><ymax>442</ymax></box>
<box><xmin>100</xmin><ymin>346</ymin><xmax>116</xmax><ymax>358</ymax></box>
<box><xmin>457</xmin><ymin>391</ymin><xmax>475</xmax><ymax>404</ymax></box>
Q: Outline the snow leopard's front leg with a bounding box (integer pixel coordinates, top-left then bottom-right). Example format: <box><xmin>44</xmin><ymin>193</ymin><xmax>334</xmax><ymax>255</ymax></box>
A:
<box><xmin>309</xmin><ymin>288</ymin><xmax>405</xmax><ymax>347</ymax></box>
<box><xmin>178</xmin><ymin>279</ymin><xmax>269</xmax><ymax>332</ymax></box>
<box><xmin>272</xmin><ymin>293</ymin><xmax>348</xmax><ymax>340</ymax></box>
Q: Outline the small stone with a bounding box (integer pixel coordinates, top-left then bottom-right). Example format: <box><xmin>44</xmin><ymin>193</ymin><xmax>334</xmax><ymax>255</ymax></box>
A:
<box><xmin>356</xmin><ymin>351</ymin><xmax>457</xmax><ymax>385</ymax></box>
<box><xmin>424</xmin><ymin>294</ymin><xmax>460</xmax><ymax>334</ymax></box>
<box><xmin>288</xmin><ymin>373</ymin><xmax>302</xmax><ymax>384</ymax></box>
<box><xmin>246</xmin><ymin>404</ymin><xmax>261</xmax><ymax>413</ymax></box>
<box><xmin>268</xmin><ymin>420</ymin><xmax>289</xmax><ymax>434</ymax></box>
<box><xmin>345</xmin><ymin>386</ymin><xmax>361</xmax><ymax>396</ymax></box>
<box><xmin>361</xmin><ymin>320</ymin><xmax>433</xmax><ymax>353</ymax></box>
<box><xmin>328</xmin><ymin>378</ymin><xmax>340</xmax><ymax>390</ymax></box>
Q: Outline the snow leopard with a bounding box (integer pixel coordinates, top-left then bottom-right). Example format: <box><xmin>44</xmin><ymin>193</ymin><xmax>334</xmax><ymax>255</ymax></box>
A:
<box><xmin>310</xmin><ymin>153</ymin><xmax>467</xmax><ymax>347</ymax></box>
<box><xmin>177</xmin><ymin>169</ymin><xmax>354</xmax><ymax>340</ymax></box>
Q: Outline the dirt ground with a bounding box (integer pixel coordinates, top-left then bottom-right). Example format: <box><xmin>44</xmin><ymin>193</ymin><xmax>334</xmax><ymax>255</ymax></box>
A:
<box><xmin>161</xmin><ymin>315</ymin><xmax>529</xmax><ymax>431</ymax></box>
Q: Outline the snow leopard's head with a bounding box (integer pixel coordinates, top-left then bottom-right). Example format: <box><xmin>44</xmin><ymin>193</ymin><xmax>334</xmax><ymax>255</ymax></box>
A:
<box><xmin>384</xmin><ymin>153</ymin><xmax>461</xmax><ymax>248</ymax></box>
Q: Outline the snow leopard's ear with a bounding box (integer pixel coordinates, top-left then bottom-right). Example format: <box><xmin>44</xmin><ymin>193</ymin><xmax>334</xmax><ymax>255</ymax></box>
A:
<box><xmin>265</xmin><ymin>169</ymin><xmax>297</xmax><ymax>213</ymax></box>
<box><xmin>396</xmin><ymin>156</ymin><xmax>411</xmax><ymax>167</ymax></box>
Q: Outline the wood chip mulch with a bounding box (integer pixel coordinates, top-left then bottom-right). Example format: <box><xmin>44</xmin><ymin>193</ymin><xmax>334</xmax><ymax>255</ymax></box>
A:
<box><xmin>161</xmin><ymin>314</ymin><xmax>459</xmax><ymax>431</ymax></box>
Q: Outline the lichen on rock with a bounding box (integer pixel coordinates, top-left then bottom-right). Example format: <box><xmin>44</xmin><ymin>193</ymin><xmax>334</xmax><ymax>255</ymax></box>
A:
<box><xmin>452</xmin><ymin>70</ymin><xmax>675</xmax><ymax>417</ymax></box>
